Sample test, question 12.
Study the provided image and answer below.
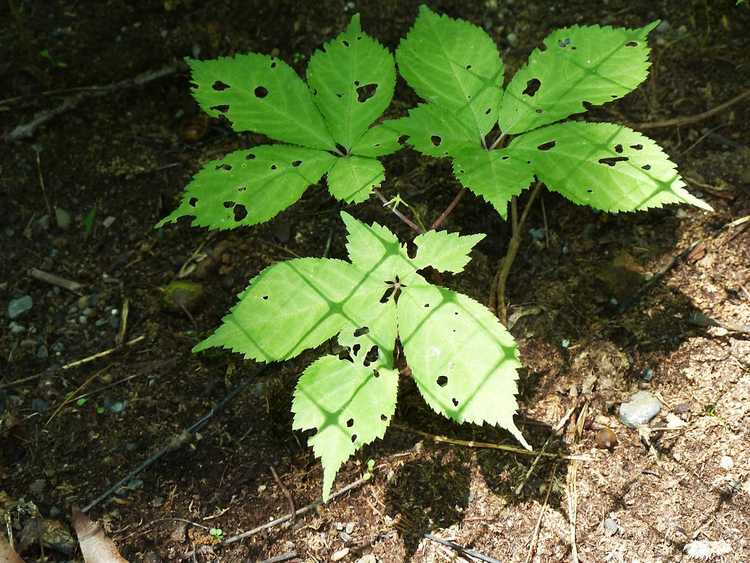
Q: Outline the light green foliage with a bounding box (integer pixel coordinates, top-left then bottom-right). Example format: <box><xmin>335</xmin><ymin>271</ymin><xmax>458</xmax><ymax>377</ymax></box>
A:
<box><xmin>196</xmin><ymin>212</ymin><xmax>527</xmax><ymax>499</ymax></box>
<box><xmin>158</xmin><ymin>15</ymin><xmax>400</xmax><ymax>231</ymax></box>
<box><xmin>509</xmin><ymin>122</ymin><xmax>713</xmax><ymax>212</ymax></box>
<box><xmin>394</xmin><ymin>7</ymin><xmax>710</xmax><ymax>217</ymax></box>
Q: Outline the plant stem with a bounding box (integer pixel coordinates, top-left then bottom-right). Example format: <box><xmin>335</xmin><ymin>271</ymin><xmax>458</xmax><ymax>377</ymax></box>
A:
<box><xmin>494</xmin><ymin>182</ymin><xmax>543</xmax><ymax>324</ymax></box>
<box><xmin>373</xmin><ymin>188</ymin><xmax>424</xmax><ymax>234</ymax></box>
<box><xmin>430</xmin><ymin>188</ymin><xmax>466</xmax><ymax>230</ymax></box>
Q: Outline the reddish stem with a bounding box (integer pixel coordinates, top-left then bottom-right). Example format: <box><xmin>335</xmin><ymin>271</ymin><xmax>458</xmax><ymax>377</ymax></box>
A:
<box><xmin>430</xmin><ymin>188</ymin><xmax>466</xmax><ymax>230</ymax></box>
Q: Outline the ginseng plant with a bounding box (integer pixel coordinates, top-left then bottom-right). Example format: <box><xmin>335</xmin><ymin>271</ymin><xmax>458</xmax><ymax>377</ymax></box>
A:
<box><xmin>158</xmin><ymin>8</ymin><xmax>711</xmax><ymax>499</ymax></box>
<box><xmin>392</xmin><ymin>6</ymin><xmax>711</xmax><ymax>322</ymax></box>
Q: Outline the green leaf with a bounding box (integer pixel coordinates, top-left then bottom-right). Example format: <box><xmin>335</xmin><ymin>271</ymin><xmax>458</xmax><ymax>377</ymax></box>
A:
<box><xmin>397</xmin><ymin>6</ymin><xmax>503</xmax><ymax>138</ymax></box>
<box><xmin>500</xmin><ymin>22</ymin><xmax>659</xmax><ymax>135</ymax></box>
<box><xmin>452</xmin><ymin>147</ymin><xmax>534</xmax><ymax>219</ymax></box>
<box><xmin>307</xmin><ymin>14</ymin><xmax>396</xmax><ymax>150</ymax></box>
<box><xmin>156</xmin><ymin>146</ymin><xmax>336</xmax><ymax>230</ymax></box>
<box><xmin>350</xmin><ymin>121</ymin><xmax>403</xmax><ymax>157</ymax></box>
<box><xmin>188</xmin><ymin>54</ymin><xmax>336</xmax><ymax>150</ymax></box>
<box><xmin>292</xmin><ymin>356</ymin><xmax>398</xmax><ymax>500</ymax></box>
<box><xmin>326</xmin><ymin>156</ymin><xmax>385</xmax><ymax>204</ymax></box>
<box><xmin>393</xmin><ymin>103</ymin><xmax>480</xmax><ymax>158</ymax></box>
<box><xmin>510</xmin><ymin>121</ymin><xmax>712</xmax><ymax>212</ymax></box>
<box><xmin>397</xmin><ymin>283</ymin><xmax>529</xmax><ymax>448</ymax></box>
<box><xmin>412</xmin><ymin>230</ymin><xmax>485</xmax><ymax>274</ymax></box>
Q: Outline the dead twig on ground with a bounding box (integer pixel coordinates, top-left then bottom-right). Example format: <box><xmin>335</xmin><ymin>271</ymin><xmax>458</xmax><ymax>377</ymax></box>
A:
<box><xmin>270</xmin><ymin>465</ymin><xmax>296</xmax><ymax>526</ymax></box>
<box><xmin>115</xmin><ymin>298</ymin><xmax>130</xmax><ymax>346</ymax></box>
<box><xmin>525</xmin><ymin>463</ymin><xmax>558</xmax><ymax>563</ymax></box>
<box><xmin>83</xmin><ymin>365</ymin><xmax>271</xmax><ymax>513</ymax></box>
<box><xmin>630</xmin><ymin>89</ymin><xmax>750</xmax><ymax>130</ymax></box>
<box><xmin>424</xmin><ymin>533</ymin><xmax>503</xmax><ymax>563</ymax></box>
<box><xmin>4</xmin><ymin>62</ymin><xmax>185</xmax><ymax>142</ymax></box>
<box><xmin>34</xmin><ymin>149</ymin><xmax>52</xmax><ymax>216</ymax></box>
<box><xmin>28</xmin><ymin>267</ymin><xmax>84</xmax><ymax>293</ymax></box>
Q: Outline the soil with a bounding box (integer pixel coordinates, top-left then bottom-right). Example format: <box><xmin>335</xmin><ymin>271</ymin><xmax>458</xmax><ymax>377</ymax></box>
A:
<box><xmin>1</xmin><ymin>1</ymin><xmax>749</xmax><ymax>562</ymax></box>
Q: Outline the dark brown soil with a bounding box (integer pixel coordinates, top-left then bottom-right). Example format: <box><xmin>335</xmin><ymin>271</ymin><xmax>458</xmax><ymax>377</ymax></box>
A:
<box><xmin>1</xmin><ymin>1</ymin><xmax>749</xmax><ymax>562</ymax></box>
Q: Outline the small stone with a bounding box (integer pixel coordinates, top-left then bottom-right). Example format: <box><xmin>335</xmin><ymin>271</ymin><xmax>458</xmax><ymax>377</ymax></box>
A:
<box><xmin>77</xmin><ymin>295</ymin><xmax>90</xmax><ymax>309</ymax></box>
<box><xmin>506</xmin><ymin>32</ymin><xmax>518</xmax><ymax>46</ymax></box>
<box><xmin>345</xmin><ymin>522</ymin><xmax>355</xmax><ymax>534</ymax></box>
<box><xmin>36</xmin><ymin>345</ymin><xmax>49</xmax><ymax>359</ymax></box>
<box><xmin>619</xmin><ymin>391</ymin><xmax>661</xmax><ymax>428</ymax></box>
<box><xmin>674</xmin><ymin>402</ymin><xmax>691</xmax><ymax>414</ymax></box>
<box><xmin>162</xmin><ymin>280</ymin><xmax>204</xmax><ymax>312</ymax></box>
<box><xmin>595</xmin><ymin>427</ymin><xmax>618</xmax><ymax>450</ymax></box>
<box><xmin>36</xmin><ymin>214</ymin><xmax>51</xmax><ymax>230</ymax></box>
<box><xmin>603</xmin><ymin>517</ymin><xmax>620</xmax><ymax>536</ymax></box>
<box><xmin>8</xmin><ymin>295</ymin><xmax>33</xmax><ymax>319</ymax></box>
<box><xmin>83</xmin><ymin>307</ymin><xmax>94</xmax><ymax>317</ymax></box>
<box><xmin>331</xmin><ymin>547</ymin><xmax>350</xmax><ymax>561</ymax></box>
<box><xmin>720</xmin><ymin>455</ymin><xmax>734</xmax><ymax>470</ymax></box>
<box><xmin>103</xmin><ymin>216</ymin><xmax>116</xmax><ymax>228</ymax></box>
<box><xmin>641</xmin><ymin>368</ymin><xmax>654</xmax><ymax>382</ymax></box>
<box><xmin>355</xmin><ymin>555</ymin><xmax>377</xmax><ymax>563</ymax></box>
<box><xmin>55</xmin><ymin>207</ymin><xmax>72</xmax><ymax>230</ymax></box>
<box><xmin>9</xmin><ymin>322</ymin><xmax>25</xmax><ymax>335</ymax></box>
<box><xmin>51</xmin><ymin>341</ymin><xmax>65</xmax><ymax>354</ymax></box>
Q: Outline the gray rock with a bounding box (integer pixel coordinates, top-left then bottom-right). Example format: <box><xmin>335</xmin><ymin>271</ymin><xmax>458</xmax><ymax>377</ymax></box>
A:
<box><xmin>55</xmin><ymin>207</ymin><xmax>72</xmax><ymax>230</ymax></box>
<box><xmin>506</xmin><ymin>32</ymin><xmax>518</xmax><ymax>46</ymax></box>
<box><xmin>619</xmin><ymin>391</ymin><xmax>661</xmax><ymax>428</ymax></box>
<box><xmin>603</xmin><ymin>517</ymin><xmax>620</xmax><ymax>536</ymax></box>
<box><xmin>8</xmin><ymin>295</ymin><xmax>33</xmax><ymax>319</ymax></box>
<box><xmin>36</xmin><ymin>345</ymin><xmax>49</xmax><ymax>359</ymax></box>
<box><xmin>9</xmin><ymin>322</ymin><xmax>25</xmax><ymax>335</ymax></box>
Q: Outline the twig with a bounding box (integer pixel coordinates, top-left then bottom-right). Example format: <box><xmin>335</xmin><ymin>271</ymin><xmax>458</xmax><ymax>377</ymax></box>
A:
<box><xmin>392</xmin><ymin>423</ymin><xmax>587</xmax><ymax>461</ymax></box>
<box><xmin>182</xmin><ymin>474</ymin><xmax>372</xmax><ymax>559</ymax></box>
<box><xmin>28</xmin><ymin>267</ymin><xmax>84</xmax><ymax>292</ymax></box>
<box><xmin>525</xmin><ymin>463</ymin><xmax>558</xmax><ymax>563</ymax></box>
<box><xmin>424</xmin><ymin>534</ymin><xmax>503</xmax><ymax>563</ymax></box>
<box><xmin>5</xmin><ymin>62</ymin><xmax>184</xmax><ymax>142</ymax></box>
<box><xmin>34</xmin><ymin>150</ymin><xmax>52</xmax><ymax>216</ymax></box>
<box><xmin>62</xmin><ymin>335</ymin><xmax>146</xmax><ymax>370</ymax></box>
<box><xmin>45</xmin><ymin>364</ymin><xmax>111</xmax><ymax>425</ymax></box>
<box><xmin>373</xmin><ymin>188</ymin><xmax>423</xmax><ymax>234</ymax></box>
<box><xmin>270</xmin><ymin>465</ymin><xmax>296</xmax><ymax>526</ymax></box>
<box><xmin>83</xmin><ymin>365</ymin><xmax>271</xmax><ymax>513</ymax></box>
<box><xmin>431</xmin><ymin>188</ymin><xmax>466</xmax><ymax>230</ymax></box>
<box><xmin>567</xmin><ymin>460</ymin><xmax>579</xmax><ymax>563</ymax></box>
<box><xmin>495</xmin><ymin>182</ymin><xmax>543</xmax><ymax>323</ymax></box>
<box><xmin>259</xmin><ymin>552</ymin><xmax>298</xmax><ymax>563</ymax></box>
<box><xmin>630</xmin><ymin>89</ymin><xmax>750</xmax><ymax>130</ymax></box>
<box><xmin>115</xmin><ymin>298</ymin><xmax>129</xmax><ymax>347</ymax></box>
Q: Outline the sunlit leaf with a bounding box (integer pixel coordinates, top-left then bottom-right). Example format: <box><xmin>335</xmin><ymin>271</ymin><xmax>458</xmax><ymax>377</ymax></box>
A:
<box><xmin>327</xmin><ymin>156</ymin><xmax>385</xmax><ymax>203</ymax></box>
<box><xmin>392</xmin><ymin>103</ymin><xmax>481</xmax><ymax>157</ymax></box>
<box><xmin>412</xmin><ymin>230</ymin><xmax>485</xmax><ymax>274</ymax></box>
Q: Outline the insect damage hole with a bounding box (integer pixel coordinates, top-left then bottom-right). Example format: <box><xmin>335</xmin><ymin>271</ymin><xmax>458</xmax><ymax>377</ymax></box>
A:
<box><xmin>537</xmin><ymin>140</ymin><xmax>556</xmax><ymax>151</ymax></box>
<box><xmin>223</xmin><ymin>201</ymin><xmax>235</xmax><ymax>208</ymax></box>
<box><xmin>353</xmin><ymin>326</ymin><xmax>369</xmax><ymax>337</ymax></box>
<box><xmin>346</xmin><ymin>418</ymin><xmax>354</xmax><ymax>428</ymax></box>
<box><xmin>212</xmin><ymin>80</ymin><xmax>230</xmax><ymax>91</ymax></box>
<box><xmin>598</xmin><ymin>156</ymin><xmax>629</xmax><ymax>167</ymax></box>
<box><xmin>351</xmin><ymin>434</ymin><xmax>357</xmax><ymax>443</ymax></box>
<box><xmin>363</xmin><ymin>346</ymin><xmax>378</xmax><ymax>367</ymax></box>
<box><xmin>246</xmin><ymin>153</ymin><xmax>256</xmax><ymax>160</ymax></box>
<box><xmin>436</xmin><ymin>375</ymin><xmax>448</xmax><ymax>387</ymax></box>
<box><xmin>452</xmin><ymin>398</ymin><xmax>459</xmax><ymax>407</ymax></box>
<box><xmin>356</xmin><ymin>83</ymin><xmax>378</xmax><ymax>102</ymax></box>
<box><xmin>431</xmin><ymin>135</ymin><xmax>442</xmax><ymax>147</ymax></box>
<box><xmin>211</xmin><ymin>104</ymin><xmax>229</xmax><ymax>113</ymax></box>
<box><xmin>254</xmin><ymin>86</ymin><xmax>268</xmax><ymax>98</ymax></box>
<box><xmin>642</xmin><ymin>164</ymin><xmax>651</xmax><ymax>170</ymax></box>
<box><xmin>522</xmin><ymin>78</ymin><xmax>541</xmax><ymax>97</ymax></box>
<box><xmin>216</xmin><ymin>163</ymin><xmax>232</xmax><ymax>171</ymax></box>
<box><xmin>625</xmin><ymin>40</ymin><xmax>638</xmax><ymax>47</ymax></box>
<box><xmin>234</xmin><ymin>204</ymin><xmax>248</xmax><ymax>221</ymax></box>
<box><xmin>614</xmin><ymin>144</ymin><xmax>624</xmax><ymax>154</ymax></box>
<box><xmin>380</xmin><ymin>414</ymin><xmax>388</xmax><ymax>421</ymax></box>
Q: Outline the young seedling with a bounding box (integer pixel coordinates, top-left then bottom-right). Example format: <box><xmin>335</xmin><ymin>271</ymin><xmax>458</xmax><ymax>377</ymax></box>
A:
<box><xmin>393</xmin><ymin>6</ymin><xmax>712</xmax><ymax>320</ymax></box>
<box><xmin>194</xmin><ymin>212</ymin><xmax>528</xmax><ymax>499</ymax></box>
<box><xmin>157</xmin><ymin>15</ymin><xmax>401</xmax><ymax>230</ymax></box>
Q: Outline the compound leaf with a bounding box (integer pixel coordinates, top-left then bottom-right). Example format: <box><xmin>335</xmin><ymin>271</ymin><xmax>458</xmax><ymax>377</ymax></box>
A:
<box><xmin>292</xmin><ymin>356</ymin><xmax>398</xmax><ymax>500</ymax></box>
<box><xmin>511</xmin><ymin>121</ymin><xmax>713</xmax><ymax>212</ymax></box>
<box><xmin>188</xmin><ymin>55</ymin><xmax>335</xmax><ymax>150</ymax></box>
<box><xmin>307</xmin><ymin>14</ymin><xmax>396</xmax><ymax>151</ymax></box>
<box><xmin>327</xmin><ymin>156</ymin><xmax>385</xmax><ymax>203</ymax></box>
<box><xmin>397</xmin><ymin>283</ymin><xmax>529</xmax><ymax>448</ymax></box>
<box><xmin>156</xmin><ymin>146</ymin><xmax>336</xmax><ymax>230</ymax></box>
<box><xmin>452</xmin><ymin>147</ymin><xmax>535</xmax><ymax>219</ymax></box>
<box><xmin>350</xmin><ymin>121</ymin><xmax>403</xmax><ymax>157</ymax></box>
<box><xmin>412</xmin><ymin>230</ymin><xmax>485</xmax><ymax>274</ymax></box>
<box><xmin>500</xmin><ymin>22</ymin><xmax>659</xmax><ymax>135</ymax></box>
<box><xmin>393</xmin><ymin>103</ymin><xmax>480</xmax><ymax>158</ymax></box>
<box><xmin>397</xmin><ymin>5</ymin><xmax>503</xmax><ymax>138</ymax></box>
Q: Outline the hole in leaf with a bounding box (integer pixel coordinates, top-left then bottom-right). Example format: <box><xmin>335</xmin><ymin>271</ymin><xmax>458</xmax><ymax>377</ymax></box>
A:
<box><xmin>335</xmin><ymin>143</ymin><xmax>347</xmax><ymax>155</ymax></box>
<box><xmin>238</xmin><ymin>186</ymin><xmax>246</xmax><ymax>192</ymax></box>
<box><xmin>373</xmin><ymin>370</ymin><xmax>380</xmax><ymax>378</ymax></box>
<box><xmin>625</xmin><ymin>40</ymin><xmax>638</xmax><ymax>47</ymax></box>
<box><xmin>642</xmin><ymin>164</ymin><xmax>652</xmax><ymax>170</ymax></box>
<box><xmin>189</xmin><ymin>197</ymin><xmax>198</xmax><ymax>207</ymax></box>
<box><xmin>453</xmin><ymin>311</ymin><xmax>459</xmax><ymax>316</ymax></box>
<box><xmin>614</xmin><ymin>144</ymin><xmax>624</xmax><ymax>153</ymax></box>
<box><xmin>351</xmin><ymin>434</ymin><xmax>357</xmax><ymax>443</ymax></box>
<box><xmin>216</xmin><ymin>163</ymin><xmax>232</xmax><ymax>171</ymax></box>
<box><xmin>270</xmin><ymin>164</ymin><xmax>278</xmax><ymax>170</ymax></box>
<box><xmin>558</xmin><ymin>37</ymin><xmax>571</xmax><ymax>48</ymax></box>
<box><xmin>452</xmin><ymin>398</ymin><xmax>459</xmax><ymax>407</ymax></box>
<box><xmin>598</xmin><ymin>156</ymin><xmax>629</xmax><ymax>167</ymax></box>
<box><xmin>582</xmin><ymin>101</ymin><xmax>594</xmax><ymax>111</ymax></box>
<box><xmin>485</xmin><ymin>107</ymin><xmax>491</xmax><ymax>115</ymax></box>
<box><xmin>430</xmin><ymin>135</ymin><xmax>442</xmax><ymax>147</ymax></box>
<box><xmin>254</xmin><ymin>86</ymin><xmax>268</xmax><ymax>98</ymax></box>
<box><xmin>234</xmin><ymin>204</ymin><xmax>248</xmax><ymax>221</ymax></box>
<box><xmin>346</xmin><ymin>418</ymin><xmax>354</xmax><ymax>427</ymax></box>
<box><xmin>523</xmin><ymin>78</ymin><xmax>541</xmax><ymax>97</ymax></box>
<box><xmin>465</xmin><ymin>64</ymin><xmax>472</xmax><ymax>70</ymax></box>
<box><xmin>630</xmin><ymin>144</ymin><xmax>643</xmax><ymax>150</ymax></box>
<box><xmin>586</xmin><ymin>188</ymin><xmax>593</xmax><ymax>193</ymax></box>
<box><xmin>261</xmin><ymin>295</ymin><xmax>269</xmax><ymax>300</ymax></box>
<box><xmin>212</xmin><ymin>80</ymin><xmax>230</xmax><ymax>91</ymax></box>
<box><xmin>246</xmin><ymin>153</ymin><xmax>256</xmax><ymax>160</ymax></box>
<box><xmin>354</xmin><ymin>80</ymin><xmax>360</xmax><ymax>86</ymax></box>
<box><xmin>352</xmin><ymin>344</ymin><xmax>361</xmax><ymax>356</ymax></box>
<box><xmin>336</xmin><ymin>92</ymin><xmax>343</xmax><ymax>98</ymax></box>
<box><xmin>535</xmin><ymin>109</ymin><xmax>543</xmax><ymax>114</ymax></box>
<box><xmin>291</xmin><ymin>160</ymin><xmax>302</xmax><ymax>167</ymax></box>
<box><xmin>356</xmin><ymin>83</ymin><xmax>378</xmax><ymax>102</ymax></box>
<box><xmin>397</xmin><ymin>135</ymin><xmax>408</xmax><ymax>145</ymax></box>
<box><xmin>211</xmin><ymin>104</ymin><xmax>229</xmax><ymax>113</ymax></box>
<box><xmin>223</xmin><ymin>201</ymin><xmax>234</xmax><ymax>208</ymax></box>
<box><xmin>379</xmin><ymin>287</ymin><xmax>393</xmax><ymax>303</ymax></box>
<box><xmin>501</xmin><ymin>155</ymin><xmax>510</xmax><ymax>160</ymax></box>
<box><xmin>353</xmin><ymin>326</ymin><xmax>369</xmax><ymax>337</ymax></box>
<box><xmin>436</xmin><ymin>375</ymin><xmax>448</xmax><ymax>387</ymax></box>
<box><xmin>338</xmin><ymin>348</ymin><xmax>353</xmax><ymax>362</ymax></box>
<box><xmin>537</xmin><ymin>140</ymin><xmax>556</xmax><ymax>151</ymax></box>
<box><xmin>270</xmin><ymin>61</ymin><xmax>277</xmax><ymax>68</ymax></box>
<box><xmin>343</xmin><ymin>40</ymin><xmax>350</xmax><ymax>47</ymax></box>
<box><xmin>380</xmin><ymin>414</ymin><xmax>387</xmax><ymax>421</ymax></box>
<box><xmin>363</xmin><ymin>346</ymin><xmax>378</xmax><ymax>366</ymax></box>
<box><xmin>424</xmin><ymin>303</ymin><xmax>430</xmax><ymax>308</ymax></box>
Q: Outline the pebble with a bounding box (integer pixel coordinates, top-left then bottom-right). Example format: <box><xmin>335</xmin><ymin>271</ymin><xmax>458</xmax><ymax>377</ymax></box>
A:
<box><xmin>36</xmin><ymin>345</ymin><xmax>49</xmax><ymax>359</ymax></box>
<box><xmin>55</xmin><ymin>207</ymin><xmax>72</xmax><ymax>230</ymax></box>
<box><xmin>603</xmin><ymin>517</ymin><xmax>620</xmax><ymax>536</ymax></box>
<box><xmin>77</xmin><ymin>295</ymin><xmax>90</xmax><ymax>309</ymax></box>
<box><xmin>619</xmin><ymin>391</ymin><xmax>661</xmax><ymax>428</ymax></box>
<box><xmin>8</xmin><ymin>295</ymin><xmax>33</xmax><ymax>319</ymax></box>
<box><xmin>595</xmin><ymin>427</ymin><xmax>618</xmax><ymax>450</ymax></box>
<box><xmin>103</xmin><ymin>216</ymin><xmax>116</xmax><ymax>228</ymax></box>
<box><xmin>720</xmin><ymin>455</ymin><xmax>734</xmax><ymax>470</ymax></box>
<box><xmin>9</xmin><ymin>322</ymin><xmax>26</xmax><ymax>334</ymax></box>
<box><xmin>331</xmin><ymin>548</ymin><xmax>350</xmax><ymax>561</ymax></box>
<box><xmin>355</xmin><ymin>556</ymin><xmax>377</xmax><ymax>563</ymax></box>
